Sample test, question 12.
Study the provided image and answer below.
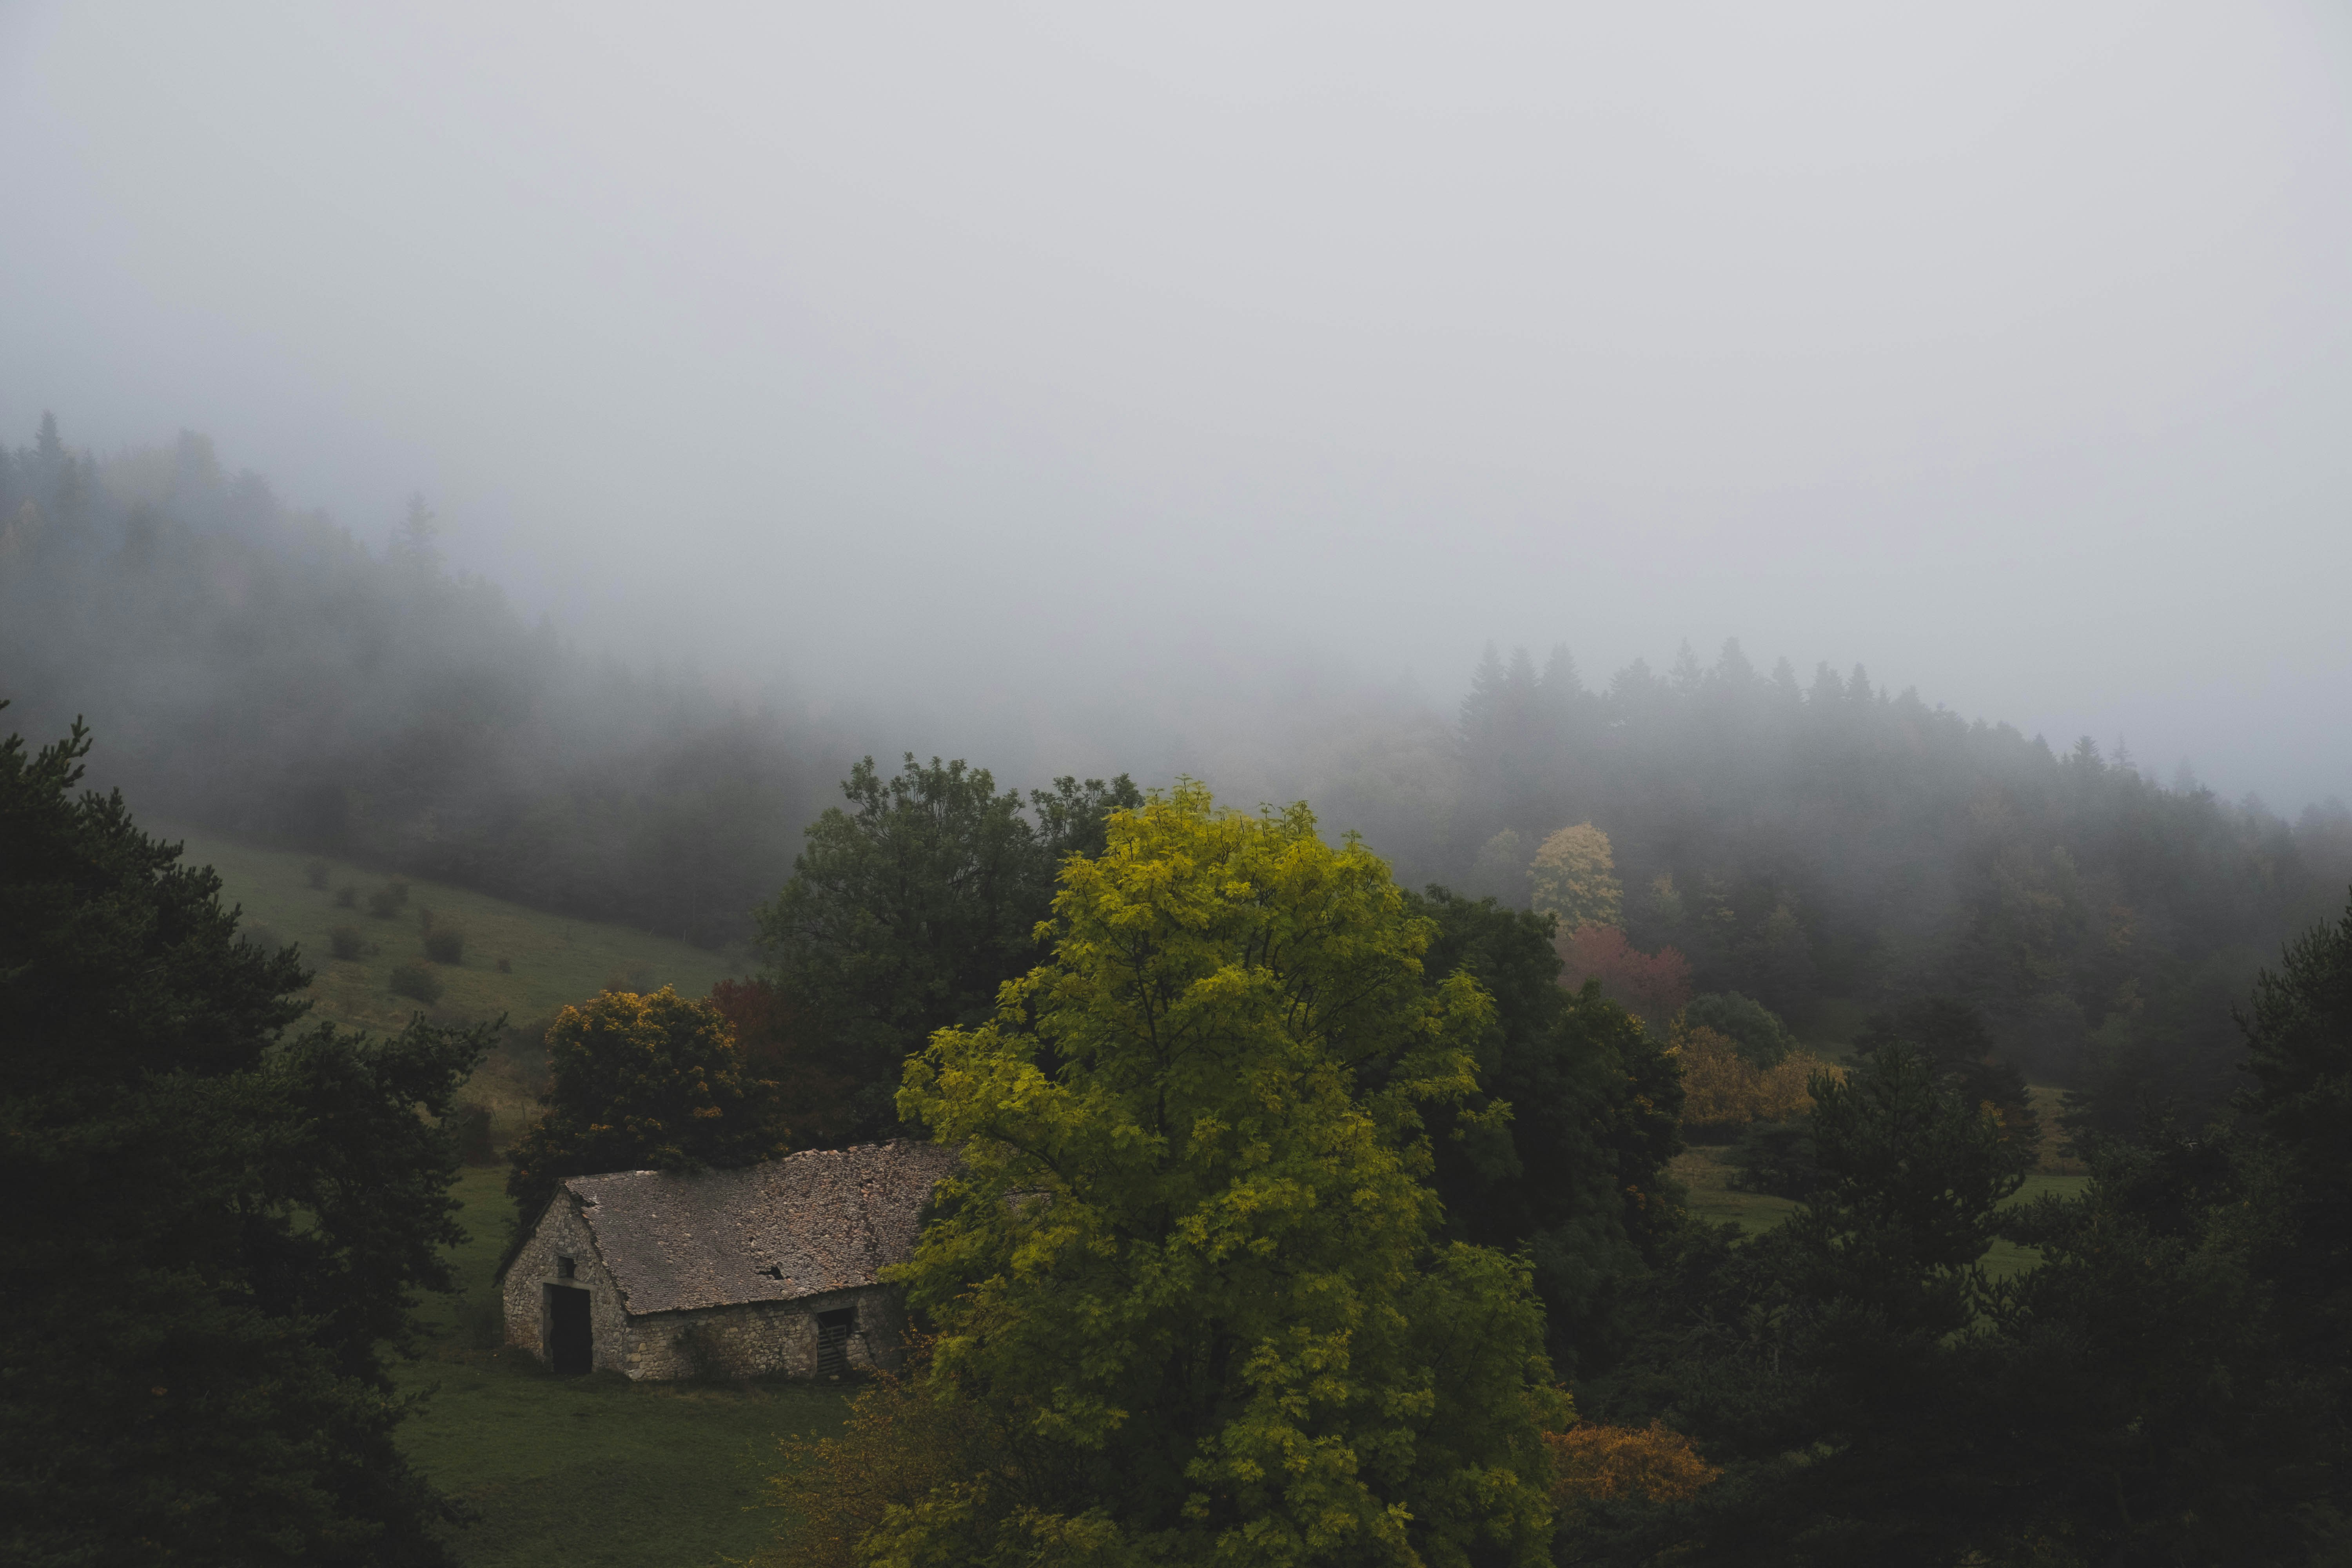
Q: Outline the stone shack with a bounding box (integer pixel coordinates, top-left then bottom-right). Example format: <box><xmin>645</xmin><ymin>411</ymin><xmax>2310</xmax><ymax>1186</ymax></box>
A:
<box><xmin>499</xmin><ymin>1140</ymin><xmax>956</xmax><ymax>1380</ymax></box>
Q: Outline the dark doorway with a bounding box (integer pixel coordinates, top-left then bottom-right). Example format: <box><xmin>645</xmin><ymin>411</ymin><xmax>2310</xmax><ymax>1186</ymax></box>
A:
<box><xmin>815</xmin><ymin>1307</ymin><xmax>857</xmax><ymax>1378</ymax></box>
<box><xmin>547</xmin><ymin>1284</ymin><xmax>592</xmax><ymax>1375</ymax></box>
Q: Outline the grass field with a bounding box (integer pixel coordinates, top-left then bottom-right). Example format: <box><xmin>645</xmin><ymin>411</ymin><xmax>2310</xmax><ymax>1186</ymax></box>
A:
<box><xmin>166</xmin><ymin>822</ymin><xmax>748</xmax><ymax>1038</ymax></box>
<box><xmin>1673</xmin><ymin>1145</ymin><xmax>2089</xmax><ymax>1280</ymax></box>
<box><xmin>394</xmin><ymin>1168</ymin><xmax>848</xmax><ymax>1568</ymax></box>
<box><xmin>163</xmin><ymin>823</ymin><xmax>750</xmax><ymax>1132</ymax></box>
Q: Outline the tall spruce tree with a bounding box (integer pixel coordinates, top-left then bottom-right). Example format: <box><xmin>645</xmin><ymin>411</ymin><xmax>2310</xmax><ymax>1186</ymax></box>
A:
<box><xmin>0</xmin><ymin>707</ymin><xmax>489</xmax><ymax>1566</ymax></box>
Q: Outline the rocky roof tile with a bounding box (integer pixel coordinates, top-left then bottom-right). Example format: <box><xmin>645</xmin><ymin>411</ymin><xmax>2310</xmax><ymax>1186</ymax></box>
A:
<box><xmin>564</xmin><ymin>1140</ymin><xmax>957</xmax><ymax>1316</ymax></box>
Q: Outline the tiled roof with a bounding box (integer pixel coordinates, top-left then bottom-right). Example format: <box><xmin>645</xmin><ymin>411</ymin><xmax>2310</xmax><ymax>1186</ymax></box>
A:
<box><xmin>564</xmin><ymin>1140</ymin><xmax>957</xmax><ymax>1316</ymax></box>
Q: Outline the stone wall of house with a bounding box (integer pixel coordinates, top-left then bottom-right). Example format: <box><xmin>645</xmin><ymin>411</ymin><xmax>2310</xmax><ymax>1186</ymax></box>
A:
<box><xmin>620</xmin><ymin>1282</ymin><xmax>907</xmax><ymax>1382</ymax></box>
<box><xmin>501</xmin><ymin>1193</ymin><xmax>632</xmax><ymax>1375</ymax></box>
<box><xmin>503</xmin><ymin>1195</ymin><xmax>912</xmax><ymax>1381</ymax></box>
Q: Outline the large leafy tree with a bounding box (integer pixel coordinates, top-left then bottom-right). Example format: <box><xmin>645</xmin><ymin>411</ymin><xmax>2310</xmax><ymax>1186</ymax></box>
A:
<box><xmin>754</xmin><ymin>755</ymin><xmax>1139</xmax><ymax>1142</ymax></box>
<box><xmin>1407</xmin><ymin>888</ymin><xmax>1683</xmax><ymax>1375</ymax></box>
<box><xmin>0</xmin><ymin>709</ymin><xmax>488</xmax><ymax>1566</ymax></box>
<box><xmin>881</xmin><ymin>784</ymin><xmax>1566</xmax><ymax>1566</ymax></box>
<box><xmin>506</xmin><ymin>985</ymin><xmax>789</xmax><ymax>1216</ymax></box>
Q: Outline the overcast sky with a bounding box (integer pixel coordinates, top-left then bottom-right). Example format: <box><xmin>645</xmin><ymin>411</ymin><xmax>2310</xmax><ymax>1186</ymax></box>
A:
<box><xmin>4</xmin><ymin>3</ymin><xmax>2348</xmax><ymax>806</ymax></box>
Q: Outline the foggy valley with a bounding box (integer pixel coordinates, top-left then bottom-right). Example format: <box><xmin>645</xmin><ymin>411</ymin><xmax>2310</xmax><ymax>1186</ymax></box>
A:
<box><xmin>5</xmin><ymin>6</ymin><xmax>2350</xmax><ymax>1567</ymax></box>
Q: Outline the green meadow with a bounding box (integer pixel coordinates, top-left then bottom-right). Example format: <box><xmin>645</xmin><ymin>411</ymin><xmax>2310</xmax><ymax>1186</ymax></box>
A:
<box><xmin>167</xmin><ymin>823</ymin><xmax>750</xmax><ymax>1132</ymax></box>
<box><xmin>167</xmin><ymin>822</ymin><xmax>748</xmax><ymax>1037</ymax></box>
<box><xmin>393</xmin><ymin>1167</ymin><xmax>846</xmax><ymax>1568</ymax></box>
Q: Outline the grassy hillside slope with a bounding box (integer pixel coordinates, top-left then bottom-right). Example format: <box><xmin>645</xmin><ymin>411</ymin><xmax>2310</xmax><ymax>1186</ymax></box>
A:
<box><xmin>167</xmin><ymin>822</ymin><xmax>747</xmax><ymax>1038</ymax></box>
<box><xmin>171</xmin><ymin>822</ymin><xmax>752</xmax><ymax>1136</ymax></box>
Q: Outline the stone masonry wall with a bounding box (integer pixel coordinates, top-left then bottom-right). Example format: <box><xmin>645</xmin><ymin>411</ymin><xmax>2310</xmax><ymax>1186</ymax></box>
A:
<box><xmin>621</xmin><ymin>1283</ymin><xmax>907</xmax><ymax>1382</ymax></box>
<box><xmin>504</xmin><ymin>1195</ymin><xmax>911</xmax><ymax>1381</ymax></box>
<box><xmin>501</xmin><ymin>1194</ymin><xmax>631</xmax><ymax>1375</ymax></box>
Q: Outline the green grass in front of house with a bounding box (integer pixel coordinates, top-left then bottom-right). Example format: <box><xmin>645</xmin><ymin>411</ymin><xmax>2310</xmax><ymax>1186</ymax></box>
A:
<box><xmin>393</xmin><ymin>1168</ymin><xmax>847</xmax><ymax>1568</ymax></box>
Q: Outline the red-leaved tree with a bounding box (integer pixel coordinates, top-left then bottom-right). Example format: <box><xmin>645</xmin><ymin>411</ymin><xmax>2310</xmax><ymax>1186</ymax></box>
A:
<box><xmin>1555</xmin><ymin>924</ymin><xmax>1692</xmax><ymax>1027</ymax></box>
<box><xmin>708</xmin><ymin>977</ymin><xmax>861</xmax><ymax>1148</ymax></box>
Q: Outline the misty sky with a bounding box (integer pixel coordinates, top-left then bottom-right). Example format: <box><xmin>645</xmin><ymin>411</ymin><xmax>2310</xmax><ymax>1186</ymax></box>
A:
<box><xmin>4</xmin><ymin>3</ymin><xmax>2348</xmax><ymax>807</ymax></box>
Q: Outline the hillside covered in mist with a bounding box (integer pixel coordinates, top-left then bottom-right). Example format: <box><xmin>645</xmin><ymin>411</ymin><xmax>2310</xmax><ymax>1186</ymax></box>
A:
<box><xmin>0</xmin><ymin>417</ymin><xmax>856</xmax><ymax>947</ymax></box>
<box><xmin>5</xmin><ymin>415</ymin><xmax>2347</xmax><ymax>1114</ymax></box>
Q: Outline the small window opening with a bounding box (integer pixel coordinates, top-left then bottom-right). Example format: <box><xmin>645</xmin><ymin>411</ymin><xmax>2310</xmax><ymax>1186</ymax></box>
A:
<box><xmin>555</xmin><ymin>1255</ymin><xmax>576</xmax><ymax>1280</ymax></box>
<box><xmin>757</xmin><ymin>1264</ymin><xmax>784</xmax><ymax>1280</ymax></box>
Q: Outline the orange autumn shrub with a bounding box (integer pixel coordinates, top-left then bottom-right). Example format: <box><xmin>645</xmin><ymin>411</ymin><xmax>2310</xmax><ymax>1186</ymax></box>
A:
<box><xmin>1674</xmin><ymin>1019</ymin><xmax>1838</xmax><ymax>1140</ymax></box>
<box><xmin>1547</xmin><ymin>1420</ymin><xmax>1722</xmax><ymax>1512</ymax></box>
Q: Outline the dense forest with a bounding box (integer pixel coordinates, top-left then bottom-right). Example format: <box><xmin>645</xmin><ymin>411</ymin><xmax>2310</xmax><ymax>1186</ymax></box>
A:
<box><xmin>8</xmin><ymin>415</ymin><xmax>2344</xmax><ymax>1118</ymax></box>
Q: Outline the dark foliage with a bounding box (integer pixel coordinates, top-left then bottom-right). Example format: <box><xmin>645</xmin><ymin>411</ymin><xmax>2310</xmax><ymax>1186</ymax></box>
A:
<box><xmin>445</xmin><ymin>1100</ymin><xmax>497</xmax><ymax>1165</ymax></box>
<box><xmin>753</xmin><ymin>755</ymin><xmax>1140</xmax><ymax>1143</ymax></box>
<box><xmin>1726</xmin><ymin>1119</ymin><xmax>1818</xmax><ymax>1200</ymax></box>
<box><xmin>0</xmin><ymin>706</ymin><xmax>490</xmax><ymax>1567</ymax></box>
<box><xmin>1855</xmin><ymin>996</ymin><xmax>2039</xmax><ymax>1160</ymax></box>
<box><xmin>388</xmin><ymin>959</ymin><xmax>443</xmax><ymax>1004</ymax></box>
<box><xmin>1684</xmin><ymin>991</ymin><xmax>1798</xmax><ymax>1068</ymax></box>
<box><xmin>504</xmin><ymin>986</ymin><xmax>789</xmax><ymax>1218</ymax></box>
<box><xmin>1571</xmin><ymin>898</ymin><xmax>2352</xmax><ymax>1566</ymax></box>
<box><xmin>1408</xmin><ymin>888</ymin><xmax>1684</xmax><ymax>1376</ymax></box>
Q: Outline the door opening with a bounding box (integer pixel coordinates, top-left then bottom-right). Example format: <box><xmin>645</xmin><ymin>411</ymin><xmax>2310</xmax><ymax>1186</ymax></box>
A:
<box><xmin>815</xmin><ymin>1307</ymin><xmax>857</xmax><ymax>1378</ymax></box>
<box><xmin>547</xmin><ymin>1284</ymin><xmax>592</xmax><ymax>1375</ymax></box>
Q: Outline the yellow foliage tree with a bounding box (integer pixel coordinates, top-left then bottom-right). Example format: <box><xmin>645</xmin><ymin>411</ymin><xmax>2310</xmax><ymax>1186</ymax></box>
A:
<box><xmin>1673</xmin><ymin>1019</ymin><xmax>1837</xmax><ymax>1136</ymax></box>
<box><xmin>1529</xmin><ymin>822</ymin><xmax>1623</xmax><ymax>930</ymax></box>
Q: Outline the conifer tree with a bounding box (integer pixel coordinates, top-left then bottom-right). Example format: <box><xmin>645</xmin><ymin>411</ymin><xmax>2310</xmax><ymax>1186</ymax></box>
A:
<box><xmin>1</xmin><ymin>706</ymin><xmax>486</xmax><ymax>1567</ymax></box>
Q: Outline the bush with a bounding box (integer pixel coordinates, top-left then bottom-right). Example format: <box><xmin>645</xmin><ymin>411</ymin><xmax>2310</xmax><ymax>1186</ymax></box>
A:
<box><xmin>334</xmin><ymin>884</ymin><xmax>358</xmax><ymax>909</ymax></box>
<box><xmin>1546</xmin><ymin>1421</ymin><xmax>1721</xmax><ymax>1522</ymax></box>
<box><xmin>388</xmin><ymin>961</ymin><xmax>442</xmax><ymax>1005</ymax></box>
<box><xmin>445</xmin><ymin>1101</ymin><xmax>496</xmax><ymax>1165</ymax></box>
<box><xmin>303</xmin><ymin>857</ymin><xmax>330</xmax><ymax>890</ymax></box>
<box><xmin>1728</xmin><ymin>1119</ymin><xmax>1820</xmax><ymax>1198</ymax></box>
<box><xmin>1686</xmin><ymin>991</ymin><xmax>1800</xmax><ymax>1068</ymax></box>
<box><xmin>760</xmin><ymin>1358</ymin><xmax>980</xmax><ymax>1568</ymax></box>
<box><xmin>1676</xmin><ymin>1019</ymin><xmax>1835</xmax><ymax>1141</ymax></box>
<box><xmin>496</xmin><ymin>955</ymin><xmax>512</xmax><ymax>973</ymax></box>
<box><xmin>461</xmin><ymin>1291</ymin><xmax>507</xmax><ymax>1351</ymax></box>
<box><xmin>329</xmin><ymin>925</ymin><xmax>365</xmax><ymax>961</ymax></box>
<box><xmin>423</xmin><ymin>926</ymin><xmax>465</xmax><ymax>964</ymax></box>
<box><xmin>365</xmin><ymin>878</ymin><xmax>410</xmax><ymax>920</ymax></box>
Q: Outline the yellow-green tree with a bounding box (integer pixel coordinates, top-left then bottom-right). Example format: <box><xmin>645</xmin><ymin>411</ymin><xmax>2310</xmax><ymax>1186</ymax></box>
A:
<box><xmin>1528</xmin><ymin>822</ymin><xmax>1622</xmax><ymax>930</ymax></box>
<box><xmin>877</xmin><ymin>783</ymin><xmax>1566</xmax><ymax>1567</ymax></box>
<box><xmin>506</xmin><ymin>985</ymin><xmax>787</xmax><ymax>1214</ymax></box>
